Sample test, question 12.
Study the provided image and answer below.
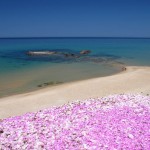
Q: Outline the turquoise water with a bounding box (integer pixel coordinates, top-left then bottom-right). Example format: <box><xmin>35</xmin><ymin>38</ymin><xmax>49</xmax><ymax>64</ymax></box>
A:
<box><xmin>0</xmin><ymin>38</ymin><xmax>150</xmax><ymax>97</ymax></box>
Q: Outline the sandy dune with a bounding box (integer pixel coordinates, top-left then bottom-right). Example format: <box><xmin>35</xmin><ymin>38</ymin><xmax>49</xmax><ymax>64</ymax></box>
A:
<box><xmin>0</xmin><ymin>66</ymin><xmax>150</xmax><ymax>119</ymax></box>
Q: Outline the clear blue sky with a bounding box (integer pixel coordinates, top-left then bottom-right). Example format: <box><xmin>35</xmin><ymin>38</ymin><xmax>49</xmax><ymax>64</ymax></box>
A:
<box><xmin>0</xmin><ymin>0</ymin><xmax>150</xmax><ymax>37</ymax></box>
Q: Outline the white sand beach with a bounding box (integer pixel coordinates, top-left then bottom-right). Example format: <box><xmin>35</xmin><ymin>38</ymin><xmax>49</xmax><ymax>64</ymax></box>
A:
<box><xmin>0</xmin><ymin>66</ymin><xmax>150</xmax><ymax>119</ymax></box>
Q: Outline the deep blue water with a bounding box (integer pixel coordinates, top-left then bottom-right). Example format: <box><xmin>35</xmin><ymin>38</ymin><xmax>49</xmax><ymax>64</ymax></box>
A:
<box><xmin>0</xmin><ymin>38</ymin><xmax>150</xmax><ymax>97</ymax></box>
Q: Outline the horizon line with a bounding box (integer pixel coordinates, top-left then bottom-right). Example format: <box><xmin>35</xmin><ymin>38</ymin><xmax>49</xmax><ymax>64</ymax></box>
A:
<box><xmin>0</xmin><ymin>36</ymin><xmax>150</xmax><ymax>39</ymax></box>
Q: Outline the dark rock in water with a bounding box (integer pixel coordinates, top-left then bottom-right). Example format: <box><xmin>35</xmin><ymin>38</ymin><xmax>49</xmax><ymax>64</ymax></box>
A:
<box><xmin>44</xmin><ymin>82</ymin><xmax>54</xmax><ymax>86</ymax></box>
<box><xmin>26</xmin><ymin>49</ymin><xmax>122</xmax><ymax>66</ymax></box>
<box><xmin>37</xmin><ymin>84</ymin><xmax>43</xmax><ymax>87</ymax></box>
<box><xmin>70</xmin><ymin>53</ymin><xmax>76</xmax><ymax>57</ymax></box>
<box><xmin>80</xmin><ymin>50</ymin><xmax>91</xmax><ymax>55</ymax></box>
<box><xmin>63</xmin><ymin>53</ymin><xmax>79</xmax><ymax>58</ymax></box>
<box><xmin>37</xmin><ymin>81</ymin><xmax>63</xmax><ymax>88</ymax></box>
<box><xmin>26</xmin><ymin>50</ymin><xmax>91</xmax><ymax>59</ymax></box>
<box><xmin>63</xmin><ymin>53</ymin><xmax>71</xmax><ymax>57</ymax></box>
<box><xmin>26</xmin><ymin>50</ymin><xmax>80</xmax><ymax>59</ymax></box>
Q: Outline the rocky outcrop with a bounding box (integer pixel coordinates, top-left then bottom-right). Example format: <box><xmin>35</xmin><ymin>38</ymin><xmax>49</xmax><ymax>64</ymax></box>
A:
<box><xmin>25</xmin><ymin>49</ymin><xmax>124</xmax><ymax>67</ymax></box>
<box><xmin>26</xmin><ymin>49</ymin><xmax>91</xmax><ymax>58</ymax></box>
<box><xmin>80</xmin><ymin>50</ymin><xmax>91</xmax><ymax>55</ymax></box>
<box><xmin>26</xmin><ymin>51</ymin><xmax>56</xmax><ymax>56</ymax></box>
<box><xmin>37</xmin><ymin>81</ymin><xmax>63</xmax><ymax>87</ymax></box>
<box><xmin>62</xmin><ymin>53</ymin><xmax>80</xmax><ymax>58</ymax></box>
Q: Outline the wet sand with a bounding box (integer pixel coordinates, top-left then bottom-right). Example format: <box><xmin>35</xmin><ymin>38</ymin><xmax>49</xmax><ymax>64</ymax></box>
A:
<box><xmin>0</xmin><ymin>66</ymin><xmax>150</xmax><ymax>119</ymax></box>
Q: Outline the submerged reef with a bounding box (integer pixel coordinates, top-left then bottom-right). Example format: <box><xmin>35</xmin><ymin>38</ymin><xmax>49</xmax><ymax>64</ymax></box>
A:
<box><xmin>0</xmin><ymin>48</ymin><xmax>124</xmax><ymax>67</ymax></box>
<box><xmin>25</xmin><ymin>49</ymin><xmax>123</xmax><ymax>66</ymax></box>
<box><xmin>0</xmin><ymin>94</ymin><xmax>150</xmax><ymax>149</ymax></box>
<box><xmin>26</xmin><ymin>50</ymin><xmax>91</xmax><ymax>57</ymax></box>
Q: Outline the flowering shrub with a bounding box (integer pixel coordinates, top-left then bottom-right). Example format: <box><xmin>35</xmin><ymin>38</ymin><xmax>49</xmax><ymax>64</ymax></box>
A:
<box><xmin>0</xmin><ymin>94</ymin><xmax>150</xmax><ymax>149</ymax></box>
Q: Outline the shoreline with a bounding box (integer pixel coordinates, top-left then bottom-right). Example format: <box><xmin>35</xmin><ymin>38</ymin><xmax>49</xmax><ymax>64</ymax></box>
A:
<box><xmin>0</xmin><ymin>66</ymin><xmax>150</xmax><ymax>119</ymax></box>
<box><xmin>0</xmin><ymin>62</ymin><xmax>123</xmax><ymax>98</ymax></box>
<box><xmin>0</xmin><ymin>64</ymin><xmax>124</xmax><ymax>98</ymax></box>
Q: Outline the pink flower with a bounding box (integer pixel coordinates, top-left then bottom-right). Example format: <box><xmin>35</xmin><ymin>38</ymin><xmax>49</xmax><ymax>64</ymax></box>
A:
<box><xmin>0</xmin><ymin>94</ymin><xmax>150</xmax><ymax>149</ymax></box>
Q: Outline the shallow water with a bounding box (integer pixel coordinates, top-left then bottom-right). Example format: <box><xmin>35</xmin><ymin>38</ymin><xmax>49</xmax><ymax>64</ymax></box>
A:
<box><xmin>0</xmin><ymin>38</ymin><xmax>150</xmax><ymax>97</ymax></box>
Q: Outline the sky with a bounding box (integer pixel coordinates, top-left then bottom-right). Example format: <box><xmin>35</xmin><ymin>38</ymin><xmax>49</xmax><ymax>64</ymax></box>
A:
<box><xmin>0</xmin><ymin>0</ymin><xmax>150</xmax><ymax>37</ymax></box>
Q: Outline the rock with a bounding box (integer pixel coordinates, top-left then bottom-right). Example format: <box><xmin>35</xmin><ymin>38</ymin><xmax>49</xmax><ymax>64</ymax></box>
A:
<box><xmin>80</xmin><ymin>50</ymin><xmax>91</xmax><ymax>55</ymax></box>
<box><xmin>26</xmin><ymin>51</ymin><xmax>56</xmax><ymax>56</ymax></box>
<box><xmin>37</xmin><ymin>84</ymin><xmax>43</xmax><ymax>87</ymax></box>
<box><xmin>63</xmin><ymin>53</ymin><xmax>79</xmax><ymax>58</ymax></box>
<box><xmin>63</xmin><ymin>53</ymin><xmax>70</xmax><ymax>57</ymax></box>
<box><xmin>70</xmin><ymin>53</ymin><xmax>76</xmax><ymax>57</ymax></box>
<box><xmin>37</xmin><ymin>81</ymin><xmax>63</xmax><ymax>88</ymax></box>
<box><xmin>26</xmin><ymin>50</ymin><xmax>91</xmax><ymax>58</ymax></box>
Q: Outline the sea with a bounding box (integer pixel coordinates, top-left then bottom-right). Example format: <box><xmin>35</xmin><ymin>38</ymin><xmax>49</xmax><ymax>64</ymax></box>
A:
<box><xmin>0</xmin><ymin>37</ymin><xmax>150</xmax><ymax>97</ymax></box>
